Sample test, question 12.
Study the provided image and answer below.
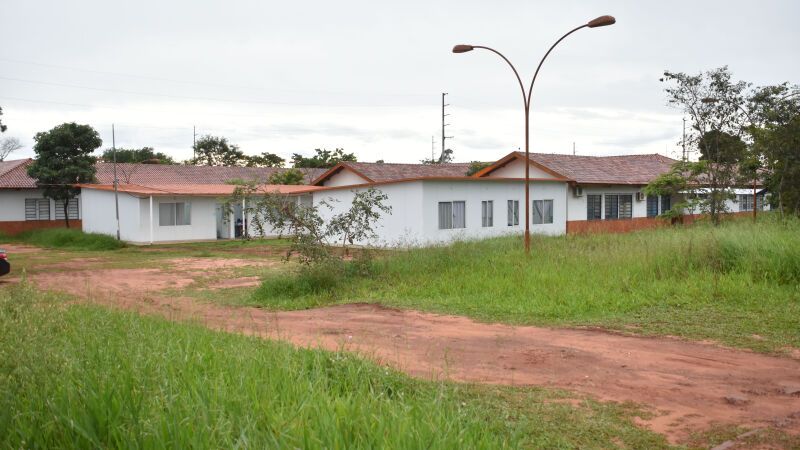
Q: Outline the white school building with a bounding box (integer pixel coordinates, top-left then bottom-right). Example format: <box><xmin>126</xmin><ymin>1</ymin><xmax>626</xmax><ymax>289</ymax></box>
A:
<box><xmin>1</xmin><ymin>152</ymin><xmax>768</xmax><ymax>245</ymax></box>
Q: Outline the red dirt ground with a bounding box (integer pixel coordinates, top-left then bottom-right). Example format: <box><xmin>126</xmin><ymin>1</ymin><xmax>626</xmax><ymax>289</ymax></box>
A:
<box><xmin>6</xmin><ymin>248</ymin><xmax>800</xmax><ymax>445</ymax></box>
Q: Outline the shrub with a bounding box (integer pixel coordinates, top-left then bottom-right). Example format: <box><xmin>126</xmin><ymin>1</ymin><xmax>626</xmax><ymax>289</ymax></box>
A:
<box><xmin>14</xmin><ymin>229</ymin><xmax>126</xmax><ymax>251</ymax></box>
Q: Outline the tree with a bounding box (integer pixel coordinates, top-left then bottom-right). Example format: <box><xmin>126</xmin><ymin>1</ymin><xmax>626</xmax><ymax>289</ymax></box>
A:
<box><xmin>660</xmin><ymin>67</ymin><xmax>751</xmax><ymax>225</ymax></box>
<box><xmin>466</xmin><ymin>161</ymin><xmax>490</xmax><ymax>176</ymax></box>
<box><xmin>292</xmin><ymin>148</ymin><xmax>356</xmax><ymax>168</ymax></box>
<box><xmin>245</xmin><ymin>152</ymin><xmax>285</xmax><ymax>168</ymax></box>
<box><xmin>223</xmin><ymin>185</ymin><xmax>390</xmax><ymax>264</ymax></box>
<box><xmin>268</xmin><ymin>168</ymin><xmax>305</xmax><ymax>185</ymax></box>
<box><xmin>27</xmin><ymin>123</ymin><xmax>101</xmax><ymax>227</ymax></box>
<box><xmin>644</xmin><ymin>160</ymin><xmax>706</xmax><ymax>219</ymax></box>
<box><xmin>0</xmin><ymin>106</ymin><xmax>7</xmax><ymax>133</ymax></box>
<box><xmin>100</xmin><ymin>147</ymin><xmax>176</xmax><ymax>164</ymax></box>
<box><xmin>190</xmin><ymin>135</ymin><xmax>247</xmax><ymax>166</ymax></box>
<box><xmin>748</xmin><ymin>84</ymin><xmax>800</xmax><ymax>216</ymax></box>
<box><xmin>0</xmin><ymin>136</ymin><xmax>23</xmax><ymax>161</ymax></box>
<box><xmin>420</xmin><ymin>148</ymin><xmax>453</xmax><ymax>165</ymax></box>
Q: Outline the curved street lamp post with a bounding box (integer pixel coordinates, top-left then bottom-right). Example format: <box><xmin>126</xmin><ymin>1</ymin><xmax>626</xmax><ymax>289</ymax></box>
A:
<box><xmin>453</xmin><ymin>15</ymin><xmax>615</xmax><ymax>253</ymax></box>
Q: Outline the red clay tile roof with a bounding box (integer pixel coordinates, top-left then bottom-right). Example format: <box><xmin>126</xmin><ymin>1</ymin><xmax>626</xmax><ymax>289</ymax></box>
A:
<box><xmin>0</xmin><ymin>159</ymin><xmax>325</xmax><ymax>189</ymax></box>
<box><xmin>78</xmin><ymin>184</ymin><xmax>321</xmax><ymax>196</ymax></box>
<box><xmin>481</xmin><ymin>152</ymin><xmax>678</xmax><ymax>185</ymax></box>
<box><xmin>0</xmin><ymin>159</ymin><xmax>35</xmax><ymax>188</ymax></box>
<box><xmin>312</xmin><ymin>161</ymin><xmax>474</xmax><ymax>185</ymax></box>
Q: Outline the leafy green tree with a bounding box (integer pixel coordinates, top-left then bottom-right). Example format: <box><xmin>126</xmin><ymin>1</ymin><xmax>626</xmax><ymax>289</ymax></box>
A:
<box><xmin>644</xmin><ymin>160</ymin><xmax>706</xmax><ymax>219</ymax></box>
<box><xmin>27</xmin><ymin>123</ymin><xmax>101</xmax><ymax>227</ymax></box>
<box><xmin>748</xmin><ymin>84</ymin><xmax>800</xmax><ymax>216</ymax></box>
<box><xmin>221</xmin><ymin>185</ymin><xmax>390</xmax><ymax>264</ymax></box>
<box><xmin>466</xmin><ymin>161</ymin><xmax>490</xmax><ymax>176</ymax></box>
<box><xmin>268</xmin><ymin>168</ymin><xmax>305</xmax><ymax>185</ymax></box>
<box><xmin>100</xmin><ymin>147</ymin><xmax>175</xmax><ymax>164</ymax></box>
<box><xmin>190</xmin><ymin>135</ymin><xmax>247</xmax><ymax>166</ymax></box>
<box><xmin>661</xmin><ymin>67</ymin><xmax>751</xmax><ymax>225</ymax></box>
<box><xmin>246</xmin><ymin>152</ymin><xmax>285</xmax><ymax>168</ymax></box>
<box><xmin>292</xmin><ymin>148</ymin><xmax>356</xmax><ymax>168</ymax></box>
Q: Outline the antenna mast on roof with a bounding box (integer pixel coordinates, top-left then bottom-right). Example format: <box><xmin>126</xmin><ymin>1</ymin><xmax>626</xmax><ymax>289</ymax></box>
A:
<box><xmin>441</xmin><ymin>93</ymin><xmax>453</xmax><ymax>163</ymax></box>
<box><xmin>573</xmin><ymin>142</ymin><xmax>576</xmax><ymax>156</ymax></box>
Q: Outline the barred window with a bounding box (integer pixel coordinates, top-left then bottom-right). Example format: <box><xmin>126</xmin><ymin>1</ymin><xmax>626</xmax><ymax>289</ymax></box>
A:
<box><xmin>660</xmin><ymin>195</ymin><xmax>671</xmax><ymax>215</ymax></box>
<box><xmin>738</xmin><ymin>194</ymin><xmax>753</xmax><ymax>212</ymax></box>
<box><xmin>481</xmin><ymin>200</ymin><xmax>493</xmax><ymax>227</ymax></box>
<box><xmin>605</xmin><ymin>194</ymin><xmax>632</xmax><ymax>219</ymax></box>
<box><xmin>55</xmin><ymin>198</ymin><xmax>80</xmax><ymax>220</ymax></box>
<box><xmin>25</xmin><ymin>198</ymin><xmax>50</xmax><ymax>221</ymax></box>
<box><xmin>587</xmin><ymin>195</ymin><xmax>601</xmax><ymax>221</ymax></box>
<box><xmin>646</xmin><ymin>195</ymin><xmax>659</xmax><ymax>217</ymax></box>
<box><xmin>532</xmin><ymin>199</ymin><xmax>553</xmax><ymax>224</ymax></box>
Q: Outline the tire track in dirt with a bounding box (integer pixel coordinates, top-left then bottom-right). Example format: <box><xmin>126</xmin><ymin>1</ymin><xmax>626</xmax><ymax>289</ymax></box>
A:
<box><xmin>12</xmin><ymin>256</ymin><xmax>800</xmax><ymax>445</ymax></box>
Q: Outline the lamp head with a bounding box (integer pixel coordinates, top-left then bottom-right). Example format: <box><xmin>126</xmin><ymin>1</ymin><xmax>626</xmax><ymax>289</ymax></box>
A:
<box><xmin>452</xmin><ymin>45</ymin><xmax>474</xmax><ymax>53</ymax></box>
<box><xmin>587</xmin><ymin>15</ymin><xmax>616</xmax><ymax>28</ymax></box>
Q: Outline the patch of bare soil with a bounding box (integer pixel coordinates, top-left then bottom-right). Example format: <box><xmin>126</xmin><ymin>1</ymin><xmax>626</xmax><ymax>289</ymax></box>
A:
<box><xmin>85</xmin><ymin>295</ymin><xmax>800</xmax><ymax>445</ymax></box>
<box><xmin>31</xmin><ymin>268</ymin><xmax>197</xmax><ymax>298</ymax></box>
<box><xmin>0</xmin><ymin>244</ymin><xmax>42</xmax><ymax>253</ymax></box>
<box><xmin>14</xmin><ymin>247</ymin><xmax>800</xmax><ymax>445</ymax></box>
<box><xmin>162</xmin><ymin>257</ymin><xmax>278</xmax><ymax>270</ymax></box>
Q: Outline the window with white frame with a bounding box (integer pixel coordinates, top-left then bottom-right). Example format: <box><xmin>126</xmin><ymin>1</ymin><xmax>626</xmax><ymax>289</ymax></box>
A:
<box><xmin>507</xmin><ymin>200</ymin><xmax>519</xmax><ymax>226</ymax></box>
<box><xmin>532</xmin><ymin>199</ymin><xmax>553</xmax><ymax>224</ymax></box>
<box><xmin>587</xmin><ymin>195</ymin><xmax>602</xmax><ymax>221</ymax></box>
<box><xmin>159</xmin><ymin>202</ymin><xmax>191</xmax><ymax>226</ymax></box>
<box><xmin>438</xmin><ymin>201</ymin><xmax>465</xmax><ymax>229</ymax></box>
<box><xmin>24</xmin><ymin>198</ymin><xmax>50</xmax><ymax>221</ymax></box>
<box><xmin>481</xmin><ymin>200</ymin><xmax>493</xmax><ymax>227</ymax></box>
<box><xmin>55</xmin><ymin>198</ymin><xmax>80</xmax><ymax>220</ymax></box>
<box><xmin>604</xmin><ymin>194</ymin><xmax>632</xmax><ymax>219</ymax></box>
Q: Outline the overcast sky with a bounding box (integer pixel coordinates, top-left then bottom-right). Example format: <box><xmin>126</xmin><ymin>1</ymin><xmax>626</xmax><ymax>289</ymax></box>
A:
<box><xmin>1</xmin><ymin>0</ymin><xmax>798</xmax><ymax>165</ymax></box>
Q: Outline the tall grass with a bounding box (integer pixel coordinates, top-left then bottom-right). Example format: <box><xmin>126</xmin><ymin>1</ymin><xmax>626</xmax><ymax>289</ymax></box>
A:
<box><xmin>0</xmin><ymin>282</ymin><xmax>667</xmax><ymax>448</ymax></box>
<box><xmin>254</xmin><ymin>214</ymin><xmax>800</xmax><ymax>351</ymax></box>
<box><xmin>12</xmin><ymin>228</ymin><xmax>125</xmax><ymax>251</ymax></box>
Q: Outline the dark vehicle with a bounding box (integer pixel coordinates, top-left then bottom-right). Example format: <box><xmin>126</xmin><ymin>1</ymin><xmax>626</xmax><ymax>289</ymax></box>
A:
<box><xmin>0</xmin><ymin>250</ymin><xmax>9</xmax><ymax>276</ymax></box>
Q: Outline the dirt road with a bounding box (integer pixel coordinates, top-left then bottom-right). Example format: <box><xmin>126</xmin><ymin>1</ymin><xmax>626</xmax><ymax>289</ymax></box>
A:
<box><xmin>6</xmin><ymin>245</ymin><xmax>799</xmax><ymax>444</ymax></box>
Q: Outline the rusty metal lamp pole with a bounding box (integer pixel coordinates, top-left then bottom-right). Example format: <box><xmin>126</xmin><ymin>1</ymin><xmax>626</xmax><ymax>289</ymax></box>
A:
<box><xmin>453</xmin><ymin>15</ymin><xmax>615</xmax><ymax>253</ymax></box>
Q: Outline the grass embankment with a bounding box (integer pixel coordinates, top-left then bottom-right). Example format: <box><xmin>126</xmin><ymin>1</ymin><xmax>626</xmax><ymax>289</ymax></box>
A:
<box><xmin>0</xmin><ymin>282</ymin><xmax>668</xmax><ymax>448</ymax></box>
<box><xmin>11</xmin><ymin>228</ymin><xmax>126</xmax><ymax>251</ymax></box>
<box><xmin>254</xmin><ymin>214</ymin><xmax>800</xmax><ymax>352</ymax></box>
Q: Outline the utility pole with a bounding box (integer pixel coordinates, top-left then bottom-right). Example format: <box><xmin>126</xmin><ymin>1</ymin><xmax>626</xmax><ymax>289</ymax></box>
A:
<box><xmin>441</xmin><ymin>93</ymin><xmax>453</xmax><ymax>163</ymax></box>
<box><xmin>193</xmin><ymin>125</ymin><xmax>196</xmax><ymax>161</ymax></box>
<box><xmin>431</xmin><ymin>135</ymin><xmax>435</xmax><ymax>162</ymax></box>
<box><xmin>112</xmin><ymin>124</ymin><xmax>120</xmax><ymax>241</ymax></box>
<box><xmin>682</xmin><ymin>117</ymin><xmax>686</xmax><ymax>161</ymax></box>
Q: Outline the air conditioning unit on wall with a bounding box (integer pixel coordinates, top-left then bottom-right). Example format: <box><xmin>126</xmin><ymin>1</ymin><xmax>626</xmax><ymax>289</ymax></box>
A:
<box><xmin>572</xmin><ymin>186</ymin><xmax>583</xmax><ymax>197</ymax></box>
<box><xmin>635</xmin><ymin>191</ymin><xmax>646</xmax><ymax>201</ymax></box>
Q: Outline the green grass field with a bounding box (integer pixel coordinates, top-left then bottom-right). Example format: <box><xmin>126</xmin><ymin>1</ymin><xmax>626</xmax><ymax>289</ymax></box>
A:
<box><xmin>253</xmin><ymin>214</ymin><xmax>800</xmax><ymax>353</ymax></box>
<box><xmin>0</xmin><ymin>282</ymin><xmax>669</xmax><ymax>449</ymax></box>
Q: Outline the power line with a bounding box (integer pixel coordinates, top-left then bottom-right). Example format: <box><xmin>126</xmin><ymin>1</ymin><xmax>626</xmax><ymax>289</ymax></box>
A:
<box><xmin>0</xmin><ymin>56</ymin><xmax>432</xmax><ymax>99</ymax></box>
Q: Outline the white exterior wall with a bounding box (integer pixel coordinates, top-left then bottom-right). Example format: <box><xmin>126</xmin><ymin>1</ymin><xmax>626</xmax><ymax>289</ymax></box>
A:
<box><xmin>321</xmin><ymin>169</ymin><xmax>370</xmax><ymax>187</ymax></box>
<box><xmin>0</xmin><ymin>189</ymin><xmax>81</xmax><ymax>221</ymax></box>
<box><xmin>81</xmin><ymin>188</ymin><xmax>141</xmax><ymax>240</ymax></box>
<box><xmin>567</xmin><ymin>185</ymin><xmax>650</xmax><ymax>221</ymax></box>
<box><xmin>82</xmin><ymin>189</ymin><xmax>218</xmax><ymax>242</ymax></box>
<box><xmin>314</xmin><ymin>181</ymin><xmax>425</xmax><ymax>247</ymax></box>
<box><xmin>313</xmin><ymin>179</ymin><xmax>568</xmax><ymax>247</ymax></box>
<box><xmin>484</xmin><ymin>159</ymin><xmax>559</xmax><ymax>179</ymax></box>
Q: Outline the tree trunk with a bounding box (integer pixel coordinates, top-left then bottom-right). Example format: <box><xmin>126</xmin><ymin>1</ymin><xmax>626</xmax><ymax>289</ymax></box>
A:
<box><xmin>64</xmin><ymin>199</ymin><xmax>70</xmax><ymax>228</ymax></box>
